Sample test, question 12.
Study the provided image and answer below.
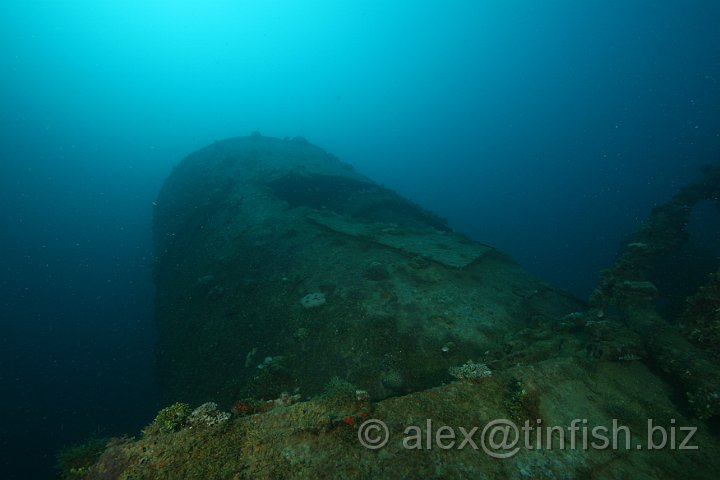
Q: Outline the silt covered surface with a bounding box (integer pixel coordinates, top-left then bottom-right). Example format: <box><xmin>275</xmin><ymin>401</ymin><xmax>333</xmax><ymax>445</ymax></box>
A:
<box><xmin>64</xmin><ymin>136</ymin><xmax>720</xmax><ymax>480</ymax></box>
<box><xmin>151</xmin><ymin>134</ymin><xmax>581</xmax><ymax>406</ymax></box>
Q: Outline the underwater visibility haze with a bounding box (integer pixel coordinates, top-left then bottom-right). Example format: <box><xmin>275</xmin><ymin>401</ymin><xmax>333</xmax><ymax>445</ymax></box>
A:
<box><xmin>1</xmin><ymin>1</ymin><xmax>719</xmax><ymax>478</ymax></box>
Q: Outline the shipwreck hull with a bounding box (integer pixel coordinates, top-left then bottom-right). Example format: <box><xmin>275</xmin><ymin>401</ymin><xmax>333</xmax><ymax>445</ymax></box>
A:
<box><xmin>152</xmin><ymin>135</ymin><xmax>582</xmax><ymax>405</ymax></box>
<box><xmin>72</xmin><ymin>137</ymin><xmax>720</xmax><ymax>480</ymax></box>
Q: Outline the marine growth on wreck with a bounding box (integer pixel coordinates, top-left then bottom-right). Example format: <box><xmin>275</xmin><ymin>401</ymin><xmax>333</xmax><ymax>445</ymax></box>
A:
<box><xmin>68</xmin><ymin>136</ymin><xmax>720</xmax><ymax>480</ymax></box>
